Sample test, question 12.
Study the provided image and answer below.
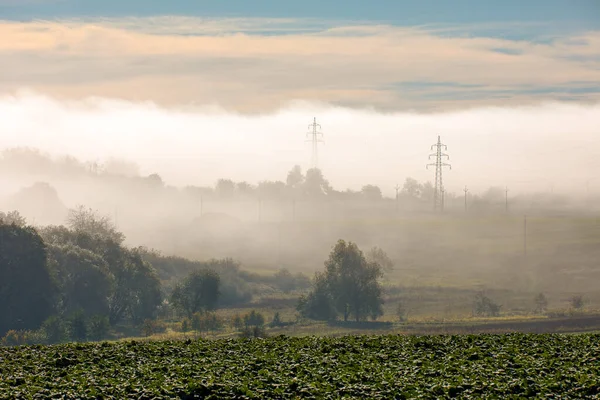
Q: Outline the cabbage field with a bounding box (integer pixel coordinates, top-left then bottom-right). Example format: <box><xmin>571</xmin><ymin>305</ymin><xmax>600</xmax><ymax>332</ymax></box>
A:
<box><xmin>1</xmin><ymin>334</ymin><xmax>599</xmax><ymax>399</ymax></box>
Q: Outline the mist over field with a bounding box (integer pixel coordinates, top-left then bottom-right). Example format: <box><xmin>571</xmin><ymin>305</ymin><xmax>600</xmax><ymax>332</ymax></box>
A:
<box><xmin>1</xmin><ymin>91</ymin><xmax>600</xmax><ymax>304</ymax></box>
<box><xmin>1</xmin><ymin>91</ymin><xmax>599</xmax><ymax>196</ymax></box>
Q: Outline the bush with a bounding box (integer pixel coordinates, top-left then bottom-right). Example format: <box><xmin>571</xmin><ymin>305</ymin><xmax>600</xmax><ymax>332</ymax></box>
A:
<box><xmin>42</xmin><ymin>316</ymin><xmax>68</xmax><ymax>344</ymax></box>
<box><xmin>1</xmin><ymin>330</ymin><xmax>26</xmax><ymax>346</ymax></box>
<box><xmin>88</xmin><ymin>315</ymin><xmax>110</xmax><ymax>341</ymax></box>
<box><xmin>231</xmin><ymin>314</ymin><xmax>243</xmax><ymax>330</ymax></box>
<box><xmin>142</xmin><ymin>319</ymin><xmax>167</xmax><ymax>337</ymax></box>
<box><xmin>68</xmin><ymin>311</ymin><xmax>88</xmax><ymax>342</ymax></box>
<box><xmin>2</xmin><ymin>329</ymin><xmax>47</xmax><ymax>347</ymax></box>
<box><xmin>473</xmin><ymin>292</ymin><xmax>501</xmax><ymax>317</ymax></box>
<box><xmin>181</xmin><ymin>318</ymin><xmax>190</xmax><ymax>333</ymax></box>
<box><xmin>239</xmin><ymin>326</ymin><xmax>267</xmax><ymax>339</ymax></box>
<box><xmin>191</xmin><ymin>312</ymin><xmax>224</xmax><ymax>336</ymax></box>
<box><xmin>269</xmin><ymin>312</ymin><xmax>284</xmax><ymax>328</ymax></box>
<box><xmin>570</xmin><ymin>295</ymin><xmax>584</xmax><ymax>310</ymax></box>
<box><xmin>243</xmin><ymin>310</ymin><xmax>265</xmax><ymax>328</ymax></box>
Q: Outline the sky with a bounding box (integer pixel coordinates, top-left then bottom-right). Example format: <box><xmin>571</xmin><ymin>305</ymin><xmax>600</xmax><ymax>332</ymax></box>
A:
<box><xmin>1</xmin><ymin>1</ymin><xmax>599</xmax><ymax>195</ymax></box>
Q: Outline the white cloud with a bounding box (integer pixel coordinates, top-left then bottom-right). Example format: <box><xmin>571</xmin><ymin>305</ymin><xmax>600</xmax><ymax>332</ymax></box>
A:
<box><xmin>0</xmin><ymin>17</ymin><xmax>599</xmax><ymax>112</ymax></box>
<box><xmin>1</xmin><ymin>91</ymin><xmax>598</xmax><ymax>196</ymax></box>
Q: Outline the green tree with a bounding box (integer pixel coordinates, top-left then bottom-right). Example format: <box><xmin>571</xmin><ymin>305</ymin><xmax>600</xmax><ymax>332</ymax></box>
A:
<box><xmin>88</xmin><ymin>315</ymin><xmax>110</xmax><ymax>341</ymax></box>
<box><xmin>0</xmin><ymin>210</ymin><xmax>26</xmax><ymax>227</ymax></box>
<box><xmin>66</xmin><ymin>205</ymin><xmax>124</xmax><ymax>243</ymax></box>
<box><xmin>297</xmin><ymin>272</ymin><xmax>336</xmax><ymax>321</ymax></box>
<box><xmin>48</xmin><ymin>244</ymin><xmax>113</xmax><ymax>316</ymax></box>
<box><xmin>42</xmin><ymin>316</ymin><xmax>68</xmax><ymax>344</ymax></box>
<box><xmin>325</xmin><ymin>240</ymin><xmax>384</xmax><ymax>322</ymax></box>
<box><xmin>171</xmin><ymin>269</ymin><xmax>220</xmax><ymax>318</ymax></box>
<box><xmin>0</xmin><ymin>223</ymin><xmax>56</xmax><ymax>336</ymax></box>
<box><xmin>299</xmin><ymin>240</ymin><xmax>384</xmax><ymax>322</ymax></box>
<box><xmin>270</xmin><ymin>312</ymin><xmax>284</xmax><ymax>328</ymax></box>
<box><xmin>67</xmin><ymin>310</ymin><xmax>87</xmax><ymax>342</ymax></box>
<box><xmin>473</xmin><ymin>292</ymin><xmax>501</xmax><ymax>317</ymax></box>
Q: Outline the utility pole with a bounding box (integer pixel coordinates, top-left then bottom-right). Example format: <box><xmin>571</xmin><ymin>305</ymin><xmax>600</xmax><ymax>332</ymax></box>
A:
<box><xmin>306</xmin><ymin>117</ymin><xmax>324</xmax><ymax>170</ymax></box>
<box><xmin>395</xmin><ymin>184</ymin><xmax>401</xmax><ymax>212</ymax></box>
<box><xmin>426</xmin><ymin>135</ymin><xmax>451</xmax><ymax>212</ymax></box>
<box><xmin>505</xmin><ymin>187</ymin><xmax>509</xmax><ymax>213</ymax></box>
<box><xmin>463</xmin><ymin>186</ymin><xmax>468</xmax><ymax>212</ymax></box>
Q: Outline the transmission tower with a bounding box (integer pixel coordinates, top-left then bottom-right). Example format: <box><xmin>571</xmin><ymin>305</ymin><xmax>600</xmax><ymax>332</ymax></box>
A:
<box><xmin>426</xmin><ymin>135</ymin><xmax>451</xmax><ymax>212</ymax></box>
<box><xmin>306</xmin><ymin>117</ymin><xmax>324</xmax><ymax>169</ymax></box>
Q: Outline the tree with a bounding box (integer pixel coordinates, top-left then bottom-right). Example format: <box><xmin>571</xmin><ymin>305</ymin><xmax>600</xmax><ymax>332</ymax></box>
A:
<box><xmin>570</xmin><ymin>295</ymin><xmax>584</xmax><ymax>310</ymax></box>
<box><xmin>215</xmin><ymin>179</ymin><xmax>235</xmax><ymax>198</ymax></box>
<box><xmin>401</xmin><ymin>178</ymin><xmax>422</xmax><ymax>199</ymax></box>
<box><xmin>303</xmin><ymin>168</ymin><xmax>331</xmax><ymax>197</ymax></box>
<box><xmin>366</xmin><ymin>247</ymin><xmax>394</xmax><ymax>274</ymax></box>
<box><xmin>146</xmin><ymin>173</ymin><xmax>164</xmax><ymax>187</ymax></box>
<box><xmin>236</xmin><ymin>181</ymin><xmax>255</xmax><ymax>196</ymax></box>
<box><xmin>239</xmin><ymin>310</ymin><xmax>267</xmax><ymax>338</ymax></box>
<box><xmin>66</xmin><ymin>205</ymin><xmax>124</xmax><ymax>244</ymax></box>
<box><xmin>297</xmin><ymin>273</ymin><xmax>336</xmax><ymax>321</ymax></box>
<box><xmin>473</xmin><ymin>292</ymin><xmax>501</xmax><ymax>317</ymax></box>
<box><xmin>106</xmin><ymin>249</ymin><xmax>163</xmax><ymax>325</ymax></box>
<box><xmin>0</xmin><ymin>223</ymin><xmax>56</xmax><ymax>336</ymax></box>
<box><xmin>533</xmin><ymin>293</ymin><xmax>548</xmax><ymax>314</ymax></box>
<box><xmin>170</xmin><ymin>269</ymin><xmax>220</xmax><ymax>318</ymax></box>
<box><xmin>361</xmin><ymin>185</ymin><xmax>383</xmax><ymax>201</ymax></box>
<box><xmin>48</xmin><ymin>244</ymin><xmax>113</xmax><ymax>316</ymax></box>
<box><xmin>273</xmin><ymin>268</ymin><xmax>310</xmax><ymax>293</ymax></box>
<box><xmin>88</xmin><ymin>315</ymin><xmax>110</xmax><ymax>341</ymax></box>
<box><xmin>67</xmin><ymin>310</ymin><xmax>87</xmax><ymax>342</ymax></box>
<box><xmin>0</xmin><ymin>210</ymin><xmax>26</xmax><ymax>227</ymax></box>
<box><xmin>299</xmin><ymin>240</ymin><xmax>384</xmax><ymax>322</ymax></box>
<box><xmin>243</xmin><ymin>310</ymin><xmax>265</xmax><ymax>328</ymax></box>
<box><xmin>42</xmin><ymin>316</ymin><xmax>68</xmax><ymax>344</ymax></box>
<box><xmin>286</xmin><ymin>165</ymin><xmax>304</xmax><ymax>188</ymax></box>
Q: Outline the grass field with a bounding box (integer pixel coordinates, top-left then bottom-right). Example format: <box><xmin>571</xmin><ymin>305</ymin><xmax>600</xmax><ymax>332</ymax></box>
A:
<box><xmin>2</xmin><ymin>334</ymin><xmax>599</xmax><ymax>398</ymax></box>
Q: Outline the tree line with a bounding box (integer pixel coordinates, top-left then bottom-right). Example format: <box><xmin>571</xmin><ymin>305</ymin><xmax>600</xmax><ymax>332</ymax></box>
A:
<box><xmin>0</xmin><ymin>208</ymin><xmax>315</xmax><ymax>343</ymax></box>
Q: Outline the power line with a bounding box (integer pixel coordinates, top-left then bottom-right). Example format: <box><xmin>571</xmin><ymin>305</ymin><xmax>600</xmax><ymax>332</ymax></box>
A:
<box><xmin>306</xmin><ymin>117</ymin><xmax>324</xmax><ymax>170</ymax></box>
<box><xmin>426</xmin><ymin>135</ymin><xmax>451</xmax><ymax>212</ymax></box>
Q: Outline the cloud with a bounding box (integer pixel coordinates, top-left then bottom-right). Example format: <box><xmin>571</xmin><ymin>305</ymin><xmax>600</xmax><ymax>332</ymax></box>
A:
<box><xmin>1</xmin><ymin>91</ymin><xmax>599</xmax><ymax>196</ymax></box>
<box><xmin>0</xmin><ymin>17</ymin><xmax>599</xmax><ymax>112</ymax></box>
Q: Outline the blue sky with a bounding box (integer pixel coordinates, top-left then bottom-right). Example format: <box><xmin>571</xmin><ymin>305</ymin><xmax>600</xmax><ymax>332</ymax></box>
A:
<box><xmin>1</xmin><ymin>0</ymin><xmax>599</xmax><ymax>28</ymax></box>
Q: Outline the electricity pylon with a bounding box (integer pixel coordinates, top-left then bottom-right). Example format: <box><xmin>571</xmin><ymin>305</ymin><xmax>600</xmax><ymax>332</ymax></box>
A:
<box><xmin>306</xmin><ymin>117</ymin><xmax>324</xmax><ymax>170</ymax></box>
<box><xmin>426</xmin><ymin>135</ymin><xmax>451</xmax><ymax>212</ymax></box>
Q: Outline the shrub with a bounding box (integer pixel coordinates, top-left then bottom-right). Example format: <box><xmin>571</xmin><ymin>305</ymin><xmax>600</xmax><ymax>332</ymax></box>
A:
<box><xmin>42</xmin><ymin>316</ymin><xmax>68</xmax><ymax>344</ymax></box>
<box><xmin>142</xmin><ymin>319</ymin><xmax>167</xmax><ymax>337</ymax></box>
<box><xmin>269</xmin><ymin>312</ymin><xmax>284</xmax><ymax>328</ymax></box>
<box><xmin>88</xmin><ymin>315</ymin><xmax>110</xmax><ymax>341</ymax></box>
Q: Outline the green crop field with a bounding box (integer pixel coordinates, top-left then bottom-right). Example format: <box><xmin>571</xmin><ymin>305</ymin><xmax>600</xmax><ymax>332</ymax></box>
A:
<box><xmin>2</xmin><ymin>334</ymin><xmax>599</xmax><ymax>399</ymax></box>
